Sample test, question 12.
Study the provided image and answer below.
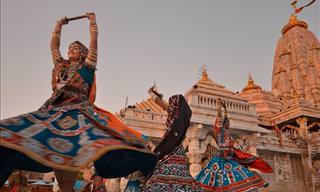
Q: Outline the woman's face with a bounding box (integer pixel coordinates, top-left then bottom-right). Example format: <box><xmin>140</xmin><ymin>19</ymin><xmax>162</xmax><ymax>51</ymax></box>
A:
<box><xmin>68</xmin><ymin>43</ymin><xmax>82</xmax><ymax>61</ymax></box>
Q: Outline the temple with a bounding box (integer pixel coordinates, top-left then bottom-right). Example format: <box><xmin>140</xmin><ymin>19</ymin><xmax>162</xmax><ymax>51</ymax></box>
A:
<box><xmin>116</xmin><ymin>12</ymin><xmax>320</xmax><ymax>192</ymax></box>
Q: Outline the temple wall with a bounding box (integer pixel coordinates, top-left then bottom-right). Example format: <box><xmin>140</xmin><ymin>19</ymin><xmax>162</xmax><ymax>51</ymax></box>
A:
<box><xmin>258</xmin><ymin>150</ymin><xmax>308</xmax><ymax>192</ymax></box>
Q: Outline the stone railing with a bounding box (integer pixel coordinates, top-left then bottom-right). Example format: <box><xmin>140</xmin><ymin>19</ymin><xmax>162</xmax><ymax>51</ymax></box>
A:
<box><xmin>196</xmin><ymin>95</ymin><xmax>252</xmax><ymax>113</ymax></box>
<box><xmin>124</xmin><ymin>109</ymin><xmax>167</xmax><ymax>122</ymax></box>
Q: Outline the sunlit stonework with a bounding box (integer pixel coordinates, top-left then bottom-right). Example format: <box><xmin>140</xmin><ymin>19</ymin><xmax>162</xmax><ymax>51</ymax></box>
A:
<box><xmin>115</xmin><ymin>14</ymin><xmax>320</xmax><ymax>192</ymax></box>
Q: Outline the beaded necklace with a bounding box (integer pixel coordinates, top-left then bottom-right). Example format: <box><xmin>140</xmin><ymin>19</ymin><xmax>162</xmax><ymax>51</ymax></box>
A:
<box><xmin>58</xmin><ymin>62</ymin><xmax>81</xmax><ymax>83</ymax></box>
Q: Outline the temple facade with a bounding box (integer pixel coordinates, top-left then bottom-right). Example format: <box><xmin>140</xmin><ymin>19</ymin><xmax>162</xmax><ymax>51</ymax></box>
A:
<box><xmin>115</xmin><ymin>14</ymin><xmax>320</xmax><ymax>192</ymax></box>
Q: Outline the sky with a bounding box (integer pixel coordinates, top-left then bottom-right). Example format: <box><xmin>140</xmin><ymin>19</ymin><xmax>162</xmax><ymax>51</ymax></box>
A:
<box><xmin>0</xmin><ymin>0</ymin><xmax>319</xmax><ymax>119</ymax></box>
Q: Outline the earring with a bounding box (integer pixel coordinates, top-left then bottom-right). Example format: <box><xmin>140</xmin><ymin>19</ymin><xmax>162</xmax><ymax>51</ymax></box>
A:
<box><xmin>79</xmin><ymin>55</ymin><xmax>84</xmax><ymax>62</ymax></box>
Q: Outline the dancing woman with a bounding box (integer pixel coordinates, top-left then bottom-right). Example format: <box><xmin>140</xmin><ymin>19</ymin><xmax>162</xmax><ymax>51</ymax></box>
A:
<box><xmin>196</xmin><ymin>98</ymin><xmax>272</xmax><ymax>192</ymax></box>
<box><xmin>125</xmin><ymin>87</ymin><xmax>203</xmax><ymax>192</ymax></box>
<box><xmin>0</xmin><ymin>13</ymin><xmax>156</xmax><ymax>192</ymax></box>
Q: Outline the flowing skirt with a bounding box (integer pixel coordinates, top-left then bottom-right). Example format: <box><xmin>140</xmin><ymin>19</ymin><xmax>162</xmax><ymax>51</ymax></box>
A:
<box><xmin>195</xmin><ymin>155</ymin><xmax>268</xmax><ymax>192</ymax></box>
<box><xmin>144</xmin><ymin>146</ymin><xmax>203</xmax><ymax>192</ymax></box>
<box><xmin>0</xmin><ymin>101</ymin><xmax>157</xmax><ymax>182</ymax></box>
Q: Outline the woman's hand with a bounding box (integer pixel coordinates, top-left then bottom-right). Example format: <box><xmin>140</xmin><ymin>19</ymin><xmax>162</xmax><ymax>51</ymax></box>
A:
<box><xmin>86</xmin><ymin>12</ymin><xmax>96</xmax><ymax>23</ymax></box>
<box><xmin>54</xmin><ymin>17</ymin><xmax>68</xmax><ymax>32</ymax></box>
<box><xmin>57</xmin><ymin>16</ymin><xmax>68</xmax><ymax>26</ymax></box>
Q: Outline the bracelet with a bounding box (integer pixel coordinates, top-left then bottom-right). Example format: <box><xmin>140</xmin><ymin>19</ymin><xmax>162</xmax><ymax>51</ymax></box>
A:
<box><xmin>52</xmin><ymin>32</ymin><xmax>61</xmax><ymax>38</ymax></box>
<box><xmin>90</xmin><ymin>26</ymin><xmax>98</xmax><ymax>33</ymax></box>
<box><xmin>56</xmin><ymin>21</ymin><xmax>63</xmax><ymax>26</ymax></box>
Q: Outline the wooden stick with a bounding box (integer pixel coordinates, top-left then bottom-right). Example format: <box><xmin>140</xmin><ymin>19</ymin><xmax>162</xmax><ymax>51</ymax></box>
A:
<box><xmin>66</xmin><ymin>15</ymin><xmax>87</xmax><ymax>22</ymax></box>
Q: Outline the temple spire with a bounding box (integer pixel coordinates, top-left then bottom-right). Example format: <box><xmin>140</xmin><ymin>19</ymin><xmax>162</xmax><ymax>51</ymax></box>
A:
<box><xmin>273</xmin><ymin>0</ymin><xmax>320</xmax><ymax>105</ymax></box>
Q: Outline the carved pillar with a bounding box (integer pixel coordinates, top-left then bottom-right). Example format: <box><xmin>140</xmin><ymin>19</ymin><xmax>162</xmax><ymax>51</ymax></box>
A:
<box><xmin>301</xmin><ymin>152</ymin><xmax>314</xmax><ymax>192</ymax></box>
<box><xmin>105</xmin><ymin>178</ymin><xmax>120</xmax><ymax>192</ymax></box>
<box><xmin>120</xmin><ymin>177</ymin><xmax>128</xmax><ymax>192</ymax></box>
<box><xmin>188</xmin><ymin>153</ymin><xmax>203</xmax><ymax>177</ymax></box>
<box><xmin>186</xmin><ymin>123</ymin><xmax>208</xmax><ymax>177</ymax></box>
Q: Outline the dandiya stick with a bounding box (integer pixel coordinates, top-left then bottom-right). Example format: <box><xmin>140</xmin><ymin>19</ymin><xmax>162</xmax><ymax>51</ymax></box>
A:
<box><xmin>66</xmin><ymin>15</ymin><xmax>87</xmax><ymax>22</ymax></box>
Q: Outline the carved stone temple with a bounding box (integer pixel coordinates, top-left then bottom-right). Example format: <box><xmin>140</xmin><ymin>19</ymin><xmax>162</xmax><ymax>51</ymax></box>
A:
<box><xmin>114</xmin><ymin>13</ymin><xmax>320</xmax><ymax>192</ymax></box>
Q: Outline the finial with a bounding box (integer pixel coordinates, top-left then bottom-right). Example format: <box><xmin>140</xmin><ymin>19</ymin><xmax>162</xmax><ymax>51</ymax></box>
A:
<box><xmin>282</xmin><ymin>0</ymin><xmax>315</xmax><ymax>34</ymax></box>
<box><xmin>248</xmin><ymin>73</ymin><xmax>254</xmax><ymax>86</ymax></box>
<box><xmin>289</xmin><ymin>14</ymin><xmax>298</xmax><ymax>25</ymax></box>
<box><xmin>242</xmin><ymin>74</ymin><xmax>261</xmax><ymax>92</ymax></box>
<box><xmin>200</xmin><ymin>64</ymin><xmax>208</xmax><ymax>81</ymax></box>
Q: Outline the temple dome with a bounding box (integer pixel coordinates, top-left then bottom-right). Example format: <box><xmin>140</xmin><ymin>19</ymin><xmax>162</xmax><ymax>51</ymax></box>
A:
<box><xmin>185</xmin><ymin>65</ymin><xmax>241</xmax><ymax>99</ymax></box>
<box><xmin>242</xmin><ymin>75</ymin><xmax>262</xmax><ymax>92</ymax></box>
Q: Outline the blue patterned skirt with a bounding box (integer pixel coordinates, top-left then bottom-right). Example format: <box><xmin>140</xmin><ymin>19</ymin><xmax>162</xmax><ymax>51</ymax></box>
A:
<box><xmin>0</xmin><ymin>102</ymin><xmax>157</xmax><ymax>183</ymax></box>
<box><xmin>195</xmin><ymin>155</ymin><xmax>268</xmax><ymax>192</ymax></box>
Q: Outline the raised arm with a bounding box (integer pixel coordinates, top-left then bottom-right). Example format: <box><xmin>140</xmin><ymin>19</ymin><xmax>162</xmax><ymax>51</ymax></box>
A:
<box><xmin>85</xmin><ymin>12</ymin><xmax>98</xmax><ymax>68</ymax></box>
<box><xmin>50</xmin><ymin>17</ymin><xmax>68</xmax><ymax>65</ymax></box>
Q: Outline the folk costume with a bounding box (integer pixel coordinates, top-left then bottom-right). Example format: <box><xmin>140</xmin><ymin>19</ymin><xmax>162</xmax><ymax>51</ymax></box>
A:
<box><xmin>0</xmin><ymin>15</ymin><xmax>157</xmax><ymax>188</ymax></box>
<box><xmin>125</xmin><ymin>94</ymin><xmax>202</xmax><ymax>192</ymax></box>
<box><xmin>195</xmin><ymin>99</ymin><xmax>272</xmax><ymax>192</ymax></box>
